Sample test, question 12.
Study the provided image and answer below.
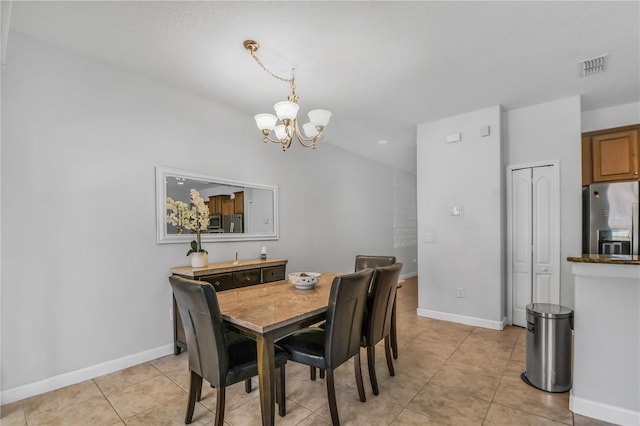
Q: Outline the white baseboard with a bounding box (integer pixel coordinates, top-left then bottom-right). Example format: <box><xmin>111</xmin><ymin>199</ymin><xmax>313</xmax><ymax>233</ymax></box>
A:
<box><xmin>0</xmin><ymin>344</ymin><xmax>174</xmax><ymax>405</ymax></box>
<box><xmin>400</xmin><ymin>271</ymin><xmax>417</xmax><ymax>280</ymax></box>
<box><xmin>417</xmin><ymin>308</ymin><xmax>505</xmax><ymax>330</ymax></box>
<box><xmin>570</xmin><ymin>395</ymin><xmax>640</xmax><ymax>426</ymax></box>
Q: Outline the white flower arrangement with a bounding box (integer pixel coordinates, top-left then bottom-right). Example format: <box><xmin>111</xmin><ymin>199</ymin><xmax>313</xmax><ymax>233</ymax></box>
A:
<box><xmin>166</xmin><ymin>189</ymin><xmax>210</xmax><ymax>256</ymax></box>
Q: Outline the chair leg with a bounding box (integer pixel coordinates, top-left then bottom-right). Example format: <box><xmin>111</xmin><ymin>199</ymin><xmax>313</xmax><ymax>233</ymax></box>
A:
<box><xmin>310</xmin><ymin>366</ymin><xmax>316</xmax><ymax>381</ymax></box>
<box><xmin>354</xmin><ymin>351</ymin><xmax>366</xmax><ymax>402</ymax></box>
<box><xmin>367</xmin><ymin>345</ymin><xmax>379</xmax><ymax>395</ymax></box>
<box><xmin>245</xmin><ymin>378</ymin><xmax>252</xmax><ymax>393</ymax></box>
<box><xmin>384</xmin><ymin>336</ymin><xmax>395</xmax><ymax>377</ymax></box>
<box><xmin>319</xmin><ymin>369</ymin><xmax>325</xmax><ymax>379</ymax></box>
<box><xmin>214</xmin><ymin>386</ymin><xmax>226</xmax><ymax>426</ymax></box>
<box><xmin>276</xmin><ymin>366</ymin><xmax>287</xmax><ymax>417</ymax></box>
<box><xmin>391</xmin><ymin>297</ymin><xmax>399</xmax><ymax>359</ymax></box>
<box><xmin>196</xmin><ymin>376</ymin><xmax>203</xmax><ymax>402</ymax></box>
<box><xmin>186</xmin><ymin>370</ymin><xmax>203</xmax><ymax>424</ymax></box>
<box><xmin>326</xmin><ymin>369</ymin><xmax>341</xmax><ymax>426</ymax></box>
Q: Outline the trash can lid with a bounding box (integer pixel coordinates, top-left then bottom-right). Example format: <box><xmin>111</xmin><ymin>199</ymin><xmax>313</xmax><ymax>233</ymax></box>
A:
<box><xmin>526</xmin><ymin>303</ymin><xmax>573</xmax><ymax>319</ymax></box>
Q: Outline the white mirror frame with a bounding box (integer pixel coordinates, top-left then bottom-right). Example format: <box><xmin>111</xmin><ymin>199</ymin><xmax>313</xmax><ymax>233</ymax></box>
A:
<box><xmin>156</xmin><ymin>166</ymin><xmax>279</xmax><ymax>243</ymax></box>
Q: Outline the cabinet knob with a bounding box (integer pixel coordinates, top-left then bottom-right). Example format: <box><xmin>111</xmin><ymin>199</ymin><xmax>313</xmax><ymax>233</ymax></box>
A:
<box><xmin>635</xmin><ymin>171</ymin><xmax>638</xmax><ymax>175</ymax></box>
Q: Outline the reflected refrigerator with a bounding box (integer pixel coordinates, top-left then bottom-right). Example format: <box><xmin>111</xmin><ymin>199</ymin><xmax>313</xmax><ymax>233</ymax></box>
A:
<box><xmin>223</xmin><ymin>214</ymin><xmax>244</xmax><ymax>233</ymax></box>
<box><xmin>582</xmin><ymin>181</ymin><xmax>639</xmax><ymax>255</ymax></box>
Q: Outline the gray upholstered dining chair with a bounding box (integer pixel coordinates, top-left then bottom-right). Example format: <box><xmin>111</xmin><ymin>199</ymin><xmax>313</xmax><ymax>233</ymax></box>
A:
<box><xmin>169</xmin><ymin>276</ymin><xmax>289</xmax><ymax>425</ymax></box>
<box><xmin>361</xmin><ymin>263</ymin><xmax>402</xmax><ymax>395</ymax></box>
<box><xmin>277</xmin><ymin>269</ymin><xmax>374</xmax><ymax>425</ymax></box>
<box><xmin>355</xmin><ymin>254</ymin><xmax>401</xmax><ymax>360</ymax></box>
<box><xmin>314</xmin><ymin>254</ymin><xmax>400</xmax><ymax>382</ymax></box>
<box><xmin>354</xmin><ymin>255</ymin><xmax>396</xmax><ymax>272</ymax></box>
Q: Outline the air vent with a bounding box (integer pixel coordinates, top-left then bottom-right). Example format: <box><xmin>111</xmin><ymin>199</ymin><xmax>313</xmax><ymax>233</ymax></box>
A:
<box><xmin>580</xmin><ymin>54</ymin><xmax>608</xmax><ymax>76</ymax></box>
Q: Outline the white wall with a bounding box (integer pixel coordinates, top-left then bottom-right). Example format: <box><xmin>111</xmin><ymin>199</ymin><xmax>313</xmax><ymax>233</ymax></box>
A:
<box><xmin>504</xmin><ymin>96</ymin><xmax>582</xmax><ymax>308</ymax></box>
<box><xmin>570</xmin><ymin>263</ymin><xmax>640</xmax><ymax>425</ymax></box>
<box><xmin>393</xmin><ymin>169</ymin><xmax>417</xmax><ymax>278</ymax></box>
<box><xmin>0</xmin><ymin>34</ymin><xmax>405</xmax><ymax>402</ymax></box>
<box><xmin>581</xmin><ymin>101</ymin><xmax>640</xmax><ymax>132</ymax></box>
<box><xmin>416</xmin><ymin>106</ymin><xmax>504</xmax><ymax>329</ymax></box>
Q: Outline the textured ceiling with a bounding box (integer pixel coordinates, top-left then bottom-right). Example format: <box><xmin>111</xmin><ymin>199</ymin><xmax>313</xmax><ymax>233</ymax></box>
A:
<box><xmin>7</xmin><ymin>1</ymin><xmax>640</xmax><ymax>173</ymax></box>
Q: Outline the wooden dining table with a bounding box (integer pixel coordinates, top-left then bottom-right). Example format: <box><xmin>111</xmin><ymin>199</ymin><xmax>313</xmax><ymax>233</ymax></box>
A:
<box><xmin>216</xmin><ymin>272</ymin><xmax>337</xmax><ymax>426</ymax></box>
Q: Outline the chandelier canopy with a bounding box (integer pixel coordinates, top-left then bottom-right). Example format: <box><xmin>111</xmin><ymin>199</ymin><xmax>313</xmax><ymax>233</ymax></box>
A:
<box><xmin>244</xmin><ymin>40</ymin><xmax>331</xmax><ymax>151</ymax></box>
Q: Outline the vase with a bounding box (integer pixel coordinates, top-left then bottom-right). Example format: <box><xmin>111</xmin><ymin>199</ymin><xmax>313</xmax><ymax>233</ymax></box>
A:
<box><xmin>191</xmin><ymin>252</ymin><xmax>208</xmax><ymax>268</ymax></box>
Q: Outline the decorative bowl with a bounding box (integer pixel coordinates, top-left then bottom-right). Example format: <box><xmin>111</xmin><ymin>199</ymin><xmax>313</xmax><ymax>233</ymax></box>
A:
<box><xmin>288</xmin><ymin>272</ymin><xmax>321</xmax><ymax>290</ymax></box>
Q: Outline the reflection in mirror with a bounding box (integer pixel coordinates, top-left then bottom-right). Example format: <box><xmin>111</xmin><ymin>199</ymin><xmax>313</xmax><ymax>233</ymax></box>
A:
<box><xmin>156</xmin><ymin>166</ymin><xmax>278</xmax><ymax>243</ymax></box>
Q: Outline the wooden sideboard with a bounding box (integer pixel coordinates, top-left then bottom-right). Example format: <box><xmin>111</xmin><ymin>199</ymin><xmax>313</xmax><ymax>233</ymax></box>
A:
<box><xmin>170</xmin><ymin>258</ymin><xmax>288</xmax><ymax>354</ymax></box>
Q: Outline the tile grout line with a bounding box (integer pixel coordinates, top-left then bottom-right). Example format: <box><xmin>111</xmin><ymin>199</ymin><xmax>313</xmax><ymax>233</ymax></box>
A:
<box><xmin>399</xmin><ymin>324</ymin><xmax>477</xmax><ymax>425</ymax></box>
<box><xmin>481</xmin><ymin>330</ymin><xmax>521</xmax><ymax>425</ymax></box>
<box><xmin>92</xmin><ymin>377</ymin><xmax>125</xmax><ymax>425</ymax></box>
<box><xmin>482</xmin><ymin>330</ymin><xmax>521</xmax><ymax>425</ymax></box>
<box><xmin>22</xmin><ymin>402</ymin><xmax>28</xmax><ymax>426</ymax></box>
<box><xmin>489</xmin><ymin>329</ymin><xmax>575</xmax><ymax>426</ymax></box>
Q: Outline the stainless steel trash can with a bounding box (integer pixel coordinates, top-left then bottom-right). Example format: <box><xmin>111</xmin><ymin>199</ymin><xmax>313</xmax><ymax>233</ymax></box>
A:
<box><xmin>522</xmin><ymin>303</ymin><xmax>574</xmax><ymax>393</ymax></box>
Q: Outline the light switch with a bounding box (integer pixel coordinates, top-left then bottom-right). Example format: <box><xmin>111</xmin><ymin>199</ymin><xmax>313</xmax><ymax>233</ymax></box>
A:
<box><xmin>451</xmin><ymin>206</ymin><xmax>462</xmax><ymax>216</ymax></box>
<box><xmin>426</xmin><ymin>232</ymin><xmax>437</xmax><ymax>243</ymax></box>
<box><xmin>481</xmin><ymin>125</ymin><xmax>490</xmax><ymax>137</ymax></box>
<box><xmin>446</xmin><ymin>132</ymin><xmax>462</xmax><ymax>143</ymax></box>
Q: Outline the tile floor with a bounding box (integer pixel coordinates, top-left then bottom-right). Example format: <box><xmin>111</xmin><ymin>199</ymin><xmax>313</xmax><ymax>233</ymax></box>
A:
<box><xmin>1</xmin><ymin>277</ymin><xmax>615</xmax><ymax>425</ymax></box>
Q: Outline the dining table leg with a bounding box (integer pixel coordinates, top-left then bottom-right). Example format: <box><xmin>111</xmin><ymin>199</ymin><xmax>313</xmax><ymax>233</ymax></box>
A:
<box><xmin>256</xmin><ymin>334</ymin><xmax>276</xmax><ymax>426</ymax></box>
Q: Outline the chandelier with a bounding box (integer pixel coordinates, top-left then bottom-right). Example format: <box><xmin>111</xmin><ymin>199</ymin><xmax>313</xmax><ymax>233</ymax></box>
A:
<box><xmin>243</xmin><ymin>40</ymin><xmax>331</xmax><ymax>151</ymax></box>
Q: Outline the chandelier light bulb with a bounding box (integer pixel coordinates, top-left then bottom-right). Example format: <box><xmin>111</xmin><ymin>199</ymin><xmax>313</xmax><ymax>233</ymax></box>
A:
<box><xmin>308</xmin><ymin>109</ymin><xmax>332</xmax><ymax>127</ymax></box>
<box><xmin>274</xmin><ymin>101</ymin><xmax>299</xmax><ymax>121</ymax></box>
<box><xmin>255</xmin><ymin>113</ymin><xmax>278</xmax><ymax>131</ymax></box>
<box><xmin>274</xmin><ymin>125</ymin><xmax>287</xmax><ymax>140</ymax></box>
<box><xmin>302</xmin><ymin>122</ymin><xmax>319</xmax><ymax>138</ymax></box>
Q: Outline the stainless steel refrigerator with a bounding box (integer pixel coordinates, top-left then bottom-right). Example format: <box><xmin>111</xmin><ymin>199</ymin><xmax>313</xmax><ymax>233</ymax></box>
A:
<box><xmin>583</xmin><ymin>181</ymin><xmax>639</xmax><ymax>255</ymax></box>
<box><xmin>223</xmin><ymin>214</ymin><xmax>244</xmax><ymax>233</ymax></box>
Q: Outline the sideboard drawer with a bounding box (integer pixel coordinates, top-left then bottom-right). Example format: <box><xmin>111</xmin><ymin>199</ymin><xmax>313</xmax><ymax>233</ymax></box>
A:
<box><xmin>263</xmin><ymin>265</ymin><xmax>286</xmax><ymax>283</ymax></box>
<box><xmin>199</xmin><ymin>273</ymin><xmax>233</xmax><ymax>292</ymax></box>
<box><xmin>233</xmin><ymin>269</ymin><xmax>261</xmax><ymax>288</ymax></box>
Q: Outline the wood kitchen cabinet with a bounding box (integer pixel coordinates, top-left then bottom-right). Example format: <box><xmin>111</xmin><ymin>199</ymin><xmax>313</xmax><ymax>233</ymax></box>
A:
<box><xmin>582</xmin><ymin>125</ymin><xmax>640</xmax><ymax>184</ymax></box>
<box><xmin>581</xmin><ymin>135</ymin><xmax>593</xmax><ymax>186</ymax></box>
<box><xmin>208</xmin><ymin>192</ymin><xmax>244</xmax><ymax>216</ymax></box>
<box><xmin>221</xmin><ymin>197</ymin><xmax>234</xmax><ymax>216</ymax></box>
<box><xmin>170</xmin><ymin>258</ymin><xmax>288</xmax><ymax>354</ymax></box>
<box><xmin>209</xmin><ymin>196</ymin><xmax>223</xmax><ymax>215</ymax></box>
<box><xmin>234</xmin><ymin>191</ymin><xmax>244</xmax><ymax>214</ymax></box>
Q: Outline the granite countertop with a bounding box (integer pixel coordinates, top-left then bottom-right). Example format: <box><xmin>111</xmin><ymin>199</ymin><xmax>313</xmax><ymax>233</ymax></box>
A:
<box><xmin>171</xmin><ymin>258</ymin><xmax>288</xmax><ymax>278</ymax></box>
<box><xmin>567</xmin><ymin>254</ymin><xmax>640</xmax><ymax>265</ymax></box>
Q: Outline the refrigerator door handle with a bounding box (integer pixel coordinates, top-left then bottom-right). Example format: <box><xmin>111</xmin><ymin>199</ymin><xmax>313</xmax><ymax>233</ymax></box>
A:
<box><xmin>633</xmin><ymin>201</ymin><xmax>639</xmax><ymax>255</ymax></box>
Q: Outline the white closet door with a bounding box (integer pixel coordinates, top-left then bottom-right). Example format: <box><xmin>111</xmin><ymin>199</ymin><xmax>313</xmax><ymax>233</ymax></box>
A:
<box><xmin>512</xmin><ymin>168</ymin><xmax>532</xmax><ymax>327</ymax></box>
<box><xmin>510</xmin><ymin>164</ymin><xmax>559</xmax><ymax>327</ymax></box>
<box><xmin>532</xmin><ymin>166</ymin><xmax>556</xmax><ymax>304</ymax></box>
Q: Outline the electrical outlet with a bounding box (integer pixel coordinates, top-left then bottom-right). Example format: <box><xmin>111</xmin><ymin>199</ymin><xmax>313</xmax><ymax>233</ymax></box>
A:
<box><xmin>456</xmin><ymin>288</ymin><xmax>465</xmax><ymax>298</ymax></box>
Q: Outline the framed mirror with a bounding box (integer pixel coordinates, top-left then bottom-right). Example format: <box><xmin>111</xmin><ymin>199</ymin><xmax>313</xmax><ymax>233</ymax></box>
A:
<box><xmin>156</xmin><ymin>166</ymin><xmax>279</xmax><ymax>243</ymax></box>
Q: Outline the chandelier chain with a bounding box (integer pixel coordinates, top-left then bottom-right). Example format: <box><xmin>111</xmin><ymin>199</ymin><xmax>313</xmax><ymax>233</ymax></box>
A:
<box><xmin>248</xmin><ymin>50</ymin><xmax>294</xmax><ymax>84</ymax></box>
